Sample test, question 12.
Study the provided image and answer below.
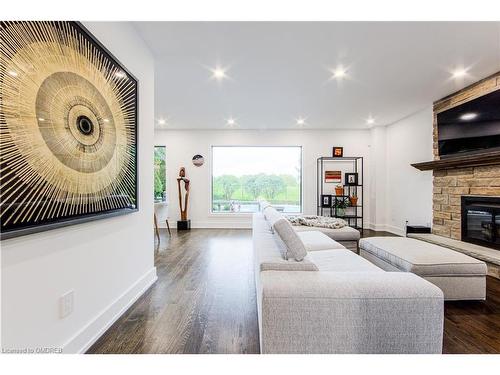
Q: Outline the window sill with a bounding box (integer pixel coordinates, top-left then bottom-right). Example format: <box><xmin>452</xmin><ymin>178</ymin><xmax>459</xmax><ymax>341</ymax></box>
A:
<box><xmin>208</xmin><ymin>212</ymin><xmax>303</xmax><ymax>217</ymax></box>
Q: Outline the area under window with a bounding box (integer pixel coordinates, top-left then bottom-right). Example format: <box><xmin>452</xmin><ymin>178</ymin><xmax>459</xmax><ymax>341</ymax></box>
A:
<box><xmin>154</xmin><ymin>146</ymin><xmax>167</xmax><ymax>202</ymax></box>
<box><xmin>211</xmin><ymin>146</ymin><xmax>302</xmax><ymax>213</ymax></box>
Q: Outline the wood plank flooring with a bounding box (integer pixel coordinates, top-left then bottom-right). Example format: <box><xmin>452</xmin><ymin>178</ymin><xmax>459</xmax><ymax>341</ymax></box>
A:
<box><xmin>87</xmin><ymin>228</ymin><xmax>500</xmax><ymax>354</ymax></box>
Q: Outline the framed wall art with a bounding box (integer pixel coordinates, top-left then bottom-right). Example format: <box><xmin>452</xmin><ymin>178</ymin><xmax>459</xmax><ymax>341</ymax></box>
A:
<box><xmin>321</xmin><ymin>195</ymin><xmax>332</xmax><ymax>208</ymax></box>
<box><xmin>332</xmin><ymin>147</ymin><xmax>343</xmax><ymax>157</ymax></box>
<box><xmin>345</xmin><ymin>173</ymin><xmax>358</xmax><ymax>185</ymax></box>
<box><xmin>0</xmin><ymin>21</ymin><xmax>138</xmax><ymax>239</ymax></box>
<box><xmin>324</xmin><ymin>170</ymin><xmax>341</xmax><ymax>183</ymax></box>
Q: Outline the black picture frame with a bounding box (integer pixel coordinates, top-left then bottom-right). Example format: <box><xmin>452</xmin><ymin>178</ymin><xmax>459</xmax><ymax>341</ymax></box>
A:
<box><xmin>0</xmin><ymin>21</ymin><xmax>139</xmax><ymax>240</ymax></box>
<box><xmin>345</xmin><ymin>173</ymin><xmax>358</xmax><ymax>186</ymax></box>
<box><xmin>332</xmin><ymin>147</ymin><xmax>344</xmax><ymax>157</ymax></box>
<box><xmin>321</xmin><ymin>194</ymin><xmax>332</xmax><ymax>207</ymax></box>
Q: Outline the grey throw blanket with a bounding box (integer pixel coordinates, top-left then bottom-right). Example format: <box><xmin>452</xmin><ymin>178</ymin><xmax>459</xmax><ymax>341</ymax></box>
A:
<box><xmin>286</xmin><ymin>215</ymin><xmax>347</xmax><ymax>229</ymax></box>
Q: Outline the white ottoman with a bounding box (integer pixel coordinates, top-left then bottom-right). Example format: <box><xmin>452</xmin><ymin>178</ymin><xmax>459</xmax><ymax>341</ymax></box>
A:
<box><xmin>359</xmin><ymin>237</ymin><xmax>487</xmax><ymax>301</ymax></box>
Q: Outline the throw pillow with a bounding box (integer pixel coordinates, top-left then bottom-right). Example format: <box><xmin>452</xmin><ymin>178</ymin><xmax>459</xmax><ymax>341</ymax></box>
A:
<box><xmin>272</xmin><ymin>218</ymin><xmax>308</xmax><ymax>261</ymax></box>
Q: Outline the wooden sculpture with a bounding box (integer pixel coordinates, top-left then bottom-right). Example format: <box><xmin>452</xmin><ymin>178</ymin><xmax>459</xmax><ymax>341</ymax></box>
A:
<box><xmin>177</xmin><ymin>167</ymin><xmax>190</xmax><ymax>222</ymax></box>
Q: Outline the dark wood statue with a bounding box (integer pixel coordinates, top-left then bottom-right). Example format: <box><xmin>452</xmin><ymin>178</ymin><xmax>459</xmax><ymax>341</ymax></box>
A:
<box><xmin>177</xmin><ymin>167</ymin><xmax>190</xmax><ymax>221</ymax></box>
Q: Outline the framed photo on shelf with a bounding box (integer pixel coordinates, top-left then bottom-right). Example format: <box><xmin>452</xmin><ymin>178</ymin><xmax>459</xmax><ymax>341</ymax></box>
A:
<box><xmin>345</xmin><ymin>172</ymin><xmax>358</xmax><ymax>185</ymax></box>
<box><xmin>332</xmin><ymin>147</ymin><xmax>343</xmax><ymax>157</ymax></box>
<box><xmin>321</xmin><ymin>194</ymin><xmax>332</xmax><ymax>207</ymax></box>
<box><xmin>324</xmin><ymin>170</ymin><xmax>341</xmax><ymax>183</ymax></box>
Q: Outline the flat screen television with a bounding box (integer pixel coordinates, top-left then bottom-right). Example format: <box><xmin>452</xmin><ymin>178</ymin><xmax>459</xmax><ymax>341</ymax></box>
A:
<box><xmin>437</xmin><ymin>89</ymin><xmax>500</xmax><ymax>158</ymax></box>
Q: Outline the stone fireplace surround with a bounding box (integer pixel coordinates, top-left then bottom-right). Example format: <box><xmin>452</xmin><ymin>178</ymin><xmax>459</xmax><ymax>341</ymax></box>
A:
<box><xmin>406</xmin><ymin>71</ymin><xmax>500</xmax><ymax>277</ymax></box>
<box><xmin>426</xmin><ymin>71</ymin><xmax>500</xmax><ymax>278</ymax></box>
<box><xmin>432</xmin><ymin>166</ymin><xmax>500</xmax><ymax>240</ymax></box>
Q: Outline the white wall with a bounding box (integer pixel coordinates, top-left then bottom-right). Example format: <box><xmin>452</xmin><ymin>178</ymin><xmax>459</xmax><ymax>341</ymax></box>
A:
<box><xmin>0</xmin><ymin>22</ymin><xmax>156</xmax><ymax>353</ymax></box>
<box><xmin>369</xmin><ymin>126</ymin><xmax>388</xmax><ymax>231</ymax></box>
<box><xmin>384</xmin><ymin>107</ymin><xmax>434</xmax><ymax>235</ymax></box>
<box><xmin>154</xmin><ymin>129</ymin><xmax>372</xmax><ymax>229</ymax></box>
<box><xmin>155</xmin><ymin>111</ymin><xmax>434</xmax><ymax>234</ymax></box>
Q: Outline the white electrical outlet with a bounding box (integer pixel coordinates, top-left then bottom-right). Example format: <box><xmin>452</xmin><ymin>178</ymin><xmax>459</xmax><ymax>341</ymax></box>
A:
<box><xmin>59</xmin><ymin>290</ymin><xmax>74</xmax><ymax>319</ymax></box>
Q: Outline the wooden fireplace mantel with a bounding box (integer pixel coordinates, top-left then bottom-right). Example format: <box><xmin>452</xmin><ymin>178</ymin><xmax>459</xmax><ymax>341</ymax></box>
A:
<box><xmin>411</xmin><ymin>151</ymin><xmax>500</xmax><ymax>171</ymax></box>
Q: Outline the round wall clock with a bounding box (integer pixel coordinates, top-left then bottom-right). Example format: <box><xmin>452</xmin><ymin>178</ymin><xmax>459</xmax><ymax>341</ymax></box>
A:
<box><xmin>192</xmin><ymin>155</ymin><xmax>204</xmax><ymax>167</ymax></box>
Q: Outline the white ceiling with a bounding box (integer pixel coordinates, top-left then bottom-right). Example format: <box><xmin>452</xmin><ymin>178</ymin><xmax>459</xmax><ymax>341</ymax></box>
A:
<box><xmin>133</xmin><ymin>22</ymin><xmax>500</xmax><ymax>130</ymax></box>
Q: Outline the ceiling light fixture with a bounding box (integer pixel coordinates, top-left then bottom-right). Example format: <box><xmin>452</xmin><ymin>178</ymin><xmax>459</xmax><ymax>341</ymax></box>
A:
<box><xmin>38</xmin><ymin>118</ymin><xmax>45</xmax><ymax>122</ymax></box>
<box><xmin>212</xmin><ymin>67</ymin><xmax>227</xmax><ymax>81</ymax></box>
<box><xmin>460</xmin><ymin>112</ymin><xmax>478</xmax><ymax>121</ymax></box>
<box><xmin>226</xmin><ymin>117</ymin><xmax>236</xmax><ymax>126</ymax></box>
<box><xmin>296</xmin><ymin>117</ymin><xmax>306</xmax><ymax>126</ymax></box>
<box><xmin>157</xmin><ymin>118</ymin><xmax>167</xmax><ymax>126</ymax></box>
<box><xmin>8</xmin><ymin>70</ymin><xmax>18</xmax><ymax>77</ymax></box>
<box><xmin>366</xmin><ymin>117</ymin><xmax>375</xmax><ymax>125</ymax></box>
<box><xmin>331</xmin><ymin>66</ymin><xmax>347</xmax><ymax>79</ymax></box>
<box><xmin>451</xmin><ymin>68</ymin><xmax>468</xmax><ymax>78</ymax></box>
<box><xmin>103</xmin><ymin>118</ymin><xmax>110</xmax><ymax>123</ymax></box>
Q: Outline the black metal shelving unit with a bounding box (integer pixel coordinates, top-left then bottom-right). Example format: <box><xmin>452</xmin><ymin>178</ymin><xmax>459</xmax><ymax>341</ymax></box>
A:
<box><xmin>316</xmin><ymin>156</ymin><xmax>364</xmax><ymax>230</ymax></box>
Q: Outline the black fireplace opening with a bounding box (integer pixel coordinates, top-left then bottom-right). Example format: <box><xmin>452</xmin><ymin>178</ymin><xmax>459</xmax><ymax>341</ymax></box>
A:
<box><xmin>461</xmin><ymin>195</ymin><xmax>500</xmax><ymax>250</ymax></box>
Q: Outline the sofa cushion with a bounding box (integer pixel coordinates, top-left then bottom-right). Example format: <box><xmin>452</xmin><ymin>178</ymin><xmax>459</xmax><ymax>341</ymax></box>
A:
<box><xmin>263</xmin><ymin>206</ymin><xmax>281</xmax><ymax>226</ymax></box>
<box><xmin>359</xmin><ymin>237</ymin><xmax>487</xmax><ymax>276</ymax></box>
<box><xmin>259</xmin><ymin>200</ymin><xmax>271</xmax><ymax>211</ymax></box>
<box><xmin>309</xmin><ymin>249</ymin><xmax>384</xmax><ymax>272</ymax></box>
<box><xmin>273</xmin><ymin>218</ymin><xmax>308</xmax><ymax>261</ymax></box>
<box><xmin>296</xmin><ymin>231</ymin><xmax>345</xmax><ymax>251</ymax></box>
<box><xmin>254</xmin><ymin>213</ymin><xmax>317</xmax><ymax>272</ymax></box>
<box><xmin>293</xmin><ymin>225</ymin><xmax>361</xmax><ymax>241</ymax></box>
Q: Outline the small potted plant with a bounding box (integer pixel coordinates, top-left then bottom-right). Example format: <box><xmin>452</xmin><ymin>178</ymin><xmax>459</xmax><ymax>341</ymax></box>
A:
<box><xmin>349</xmin><ymin>194</ymin><xmax>358</xmax><ymax>206</ymax></box>
<box><xmin>334</xmin><ymin>197</ymin><xmax>348</xmax><ymax>217</ymax></box>
<box><xmin>334</xmin><ymin>184</ymin><xmax>344</xmax><ymax>196</ymax></box>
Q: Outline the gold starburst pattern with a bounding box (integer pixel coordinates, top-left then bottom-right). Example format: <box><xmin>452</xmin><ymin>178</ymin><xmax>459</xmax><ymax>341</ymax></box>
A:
<box><xmin>0</xmin><ymin>21</ymin><xmax>137</xmax><ymax>236</ymax></box>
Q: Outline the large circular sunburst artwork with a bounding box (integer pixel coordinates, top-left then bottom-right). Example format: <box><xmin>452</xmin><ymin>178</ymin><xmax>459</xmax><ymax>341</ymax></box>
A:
<box><xmin>0</xmin><ymin>21</ymin><xmax>138</xmax><ymax>239</ymax></box>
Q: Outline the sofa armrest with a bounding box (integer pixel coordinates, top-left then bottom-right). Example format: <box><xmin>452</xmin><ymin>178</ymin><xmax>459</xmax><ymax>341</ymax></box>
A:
<box><xmin>260</xmin><ymin>271</ymin><xmax>444</xmax><ymax>354</ymax></box>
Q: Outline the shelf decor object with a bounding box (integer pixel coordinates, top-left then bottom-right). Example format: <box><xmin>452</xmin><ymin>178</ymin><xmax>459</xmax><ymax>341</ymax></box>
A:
<box><xmin>334</xmin><ymin>185</ymin><xmax>344</xmax><ymax>196</ymax></box>
<box><xmin>345</xmin><ymin>172</ymin><xmax>358</xmax><ymax>185</ymax></box>
<box><xmin>332</xmin><ymin>147</ymin><xmax>344</xmax><ymax>157</ymax></box>
<box><xmin>324</xmin><ymin>170</ymin><xmax>341</xmax><ymax>183</ymax></box>
<box><xmin>321</xmin><ymin>194</ymin><xmax>332</xmax><ymax>208</ymax></box>
<box><xmin>317</xmin><ymin>156</ymin><xmax>363</xmax><ymax>230</ymax></box>
<box><xmin>0</xmin><ymin>21</ymin><xmax>138</xmax><ymax>239</ymax></box>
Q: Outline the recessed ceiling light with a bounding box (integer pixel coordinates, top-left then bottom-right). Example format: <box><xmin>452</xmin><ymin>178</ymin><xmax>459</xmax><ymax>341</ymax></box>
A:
<box><xmin>103</xmin><ymin>118</ymin><xmax>110</xmax><ymax>123</ymax></box>
<box><xmin>38</xmin><ymin>117</ymin><xmax>45</xmax><ymax>122</ymax></box>
<box><xmin>212</xmin><ymin>67</ymin><xmax>227</xmax><ymax>81</ymax></box>
<box><xmin>366</xmin><ymin>117</ymin><xmax>375</xmax><ymax>125</ymax></box>
<box><xmin>331</xmin><ymin>66</ymin><xmax>347</xmax><ymax>79</ymax></box>
<box><xmin>451</xmin><ymin>68</ymin><xmax>468</xmax><ymax>78</ymax></box>
<box><xmin>296</xmin><ymin>117</ymin><xmax>306</xmax><ymax>126</ymax></box>
<box><xmin>8</xmin><ymin>70</ymin><xmax>18</xmax><ymax>77</ymax></box>
<box><xmin>115</xmin><ymin>71</ymin><xmax>127</xmax><ymax>79</ymax></box>
<box><xmin>460</xmin><ymin>112</ymin><xmax>478</xmax><ymax>121</ymax></box>
<box><xmin>227</xmin><ymin>117</ymin><xmax>236</xmax><ymax>126</ymax></box>
<box><xmin>157</xmin><ymin>118</ymin><xmax>167</xmax><ymax>126</ymax></box>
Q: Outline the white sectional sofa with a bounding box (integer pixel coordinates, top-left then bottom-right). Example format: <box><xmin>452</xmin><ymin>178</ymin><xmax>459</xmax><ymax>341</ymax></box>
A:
<box><xmin>253</xmin><ymin>206</ymin><xmax>444</xmax><ymax>354</ymax></box>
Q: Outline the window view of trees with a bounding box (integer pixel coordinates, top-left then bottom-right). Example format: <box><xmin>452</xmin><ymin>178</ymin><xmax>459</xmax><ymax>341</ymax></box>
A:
<box><xmin>212</xmin><ymin>147</ymin><xmax>301</xmax><ymax>213</ymax></box>
<box><xmin>154</xmin><ymin>146</ymin><xmax>166</xmax><ymax>202</ymax></box>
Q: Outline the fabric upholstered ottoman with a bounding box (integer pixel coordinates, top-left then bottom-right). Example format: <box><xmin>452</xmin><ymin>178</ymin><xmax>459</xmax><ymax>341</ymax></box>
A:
<box><xmin>359</xmin><ymin>237</ymin><xmax>487</xmax><ymax>301</ymax></box>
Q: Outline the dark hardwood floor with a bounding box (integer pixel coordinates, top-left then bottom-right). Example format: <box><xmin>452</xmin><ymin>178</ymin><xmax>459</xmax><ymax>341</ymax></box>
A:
<box><xmin>87</xmin><ymin>228</ymin><xmax>500</xmax><ymax>354</ymax></box>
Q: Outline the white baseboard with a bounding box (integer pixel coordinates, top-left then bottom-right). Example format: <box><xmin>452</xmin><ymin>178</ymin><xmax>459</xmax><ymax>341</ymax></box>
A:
<box><xmin>158</xmin><ymin>221</ymin><xmax>252</xmax><ymax>229</ymax></box>
<box><xmin>366</xmin><ymin>222</ymin><xmax>405</xmax><ymax>236</ymax></box>
<box><xmin>63</xmin><ymin>267</ymin><xmax>157</xmax><ymax>353</ymax></box>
